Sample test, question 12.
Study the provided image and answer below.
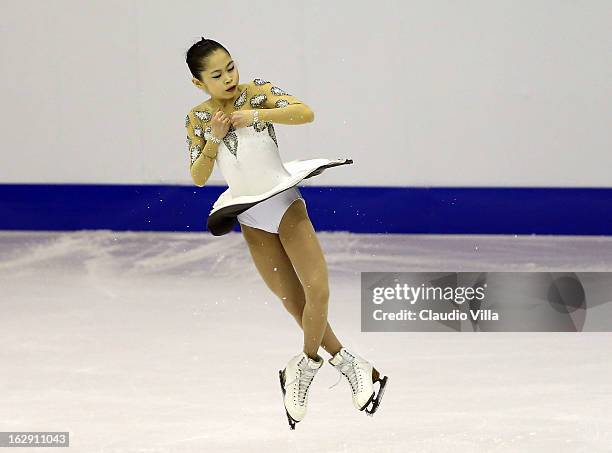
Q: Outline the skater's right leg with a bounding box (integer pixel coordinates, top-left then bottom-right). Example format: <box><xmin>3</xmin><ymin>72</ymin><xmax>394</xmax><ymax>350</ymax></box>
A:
<box><xmin>240</xmin><ymin>223</ymin><xmax>343</xmax><ymax>358</ymax></box>
<box><xmin>277</xmin><ymin>200</ymin><xmax>332</xmax><ymax>360</ymax></box>
<box><xmin>327</xmin><ymin>347</ymin><xmax>388</xmax><ymax>415</ymax></box>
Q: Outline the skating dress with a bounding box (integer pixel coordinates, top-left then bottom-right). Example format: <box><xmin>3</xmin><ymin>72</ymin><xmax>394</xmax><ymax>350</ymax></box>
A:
<box><xmin>185</xmin><ymin>77</ymin><xmax>353</xmax><ymax>236</ymax></box>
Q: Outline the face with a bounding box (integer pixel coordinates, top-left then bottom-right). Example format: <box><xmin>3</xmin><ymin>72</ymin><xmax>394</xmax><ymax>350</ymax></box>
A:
<box><xmin>193</xmin><ymin>49</ymin><xmax>240</xmax><ymax>101</ymax></box>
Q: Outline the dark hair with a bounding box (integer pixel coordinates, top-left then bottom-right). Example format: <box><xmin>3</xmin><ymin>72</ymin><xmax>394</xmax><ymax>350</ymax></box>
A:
<box><xmin>186</xmin><ymin>37</ymin><xmax>231</xmax><ymax>81</ymax></box>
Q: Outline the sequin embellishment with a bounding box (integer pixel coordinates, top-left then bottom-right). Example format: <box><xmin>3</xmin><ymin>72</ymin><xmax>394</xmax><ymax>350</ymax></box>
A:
<box><xmin>267</xmin><ymin>123</ymin><xmax>278</xmax><ymax>147</ymax></box>
<box><xmin>250</xmin><ymin>93</ymin><xmax>267</xmax><ymax>108</ymax></box>
<box><xmin>234</xmin><ymin>89</ymin><xmax>247</xmax><ymax>109</ymax></box>
<box><xmin>275</xmin><ymin>99</ymin><xmax>289</xmax><ymax>108</ymax></box>
<box><xmin>222</xmin><ymin>125</ymin><xmax>239</xmax><ymax>158</ymax></box>
<box><xmin>194</xmin><ymin>110</ymin><xmax>212</xmax><ymax>122</ymax></box>
<box><xmin>190</xmin><ymin>145</ymin><xmax>202</xmax><ymax>165</ymax></box>
<box><xmin>270</xmin><ymin>86</ymin><xmax>289</xmax><ymax>96</ymax></box>
<box><xmin>253</xmin><ymin>78</ymin><xmax>270</xmax><ymax>86</ymax></box>
<box><xmin>194</xmin><ymin>126</ymin><xmax>202</xmax><ymax>137</ymax></box>
<box><xmin>253</xmin><ymin>120</ymin><xmax>268</xmax><ymax>132</ymax></box>
<box><xmin>185</xmin><ymin>114</ymin><xmax>190</xmax><ymax>127</ymax></box>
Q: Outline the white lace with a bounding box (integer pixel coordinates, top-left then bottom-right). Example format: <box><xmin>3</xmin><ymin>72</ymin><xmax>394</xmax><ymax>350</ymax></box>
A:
<box><xmin>328</xmin><ymin>354</ymin><xmax>369</xmax><ymax>393</ymax></box>
<box><xmin>286</xmin><ymin>363</ymin><xmax>318</xmax><ymax>406</ymax></box>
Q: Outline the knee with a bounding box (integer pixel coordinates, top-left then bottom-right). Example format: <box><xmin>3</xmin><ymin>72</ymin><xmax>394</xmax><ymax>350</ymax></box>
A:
<box><xmin>279</xmin><ymin>289</ymin><xmax>306</xmax><ymax>311</ymax></box>
<box><xmin>303</xmin><ymin>282</ymin><xmax>329</xmax><ymax>306</ymax></box>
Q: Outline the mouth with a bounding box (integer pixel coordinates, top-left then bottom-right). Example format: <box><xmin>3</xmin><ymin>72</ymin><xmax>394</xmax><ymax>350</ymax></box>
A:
<box><xmin>226</xmin><ymin>85</ymin><xmax>236</xmax><ymax>92</ymax></box>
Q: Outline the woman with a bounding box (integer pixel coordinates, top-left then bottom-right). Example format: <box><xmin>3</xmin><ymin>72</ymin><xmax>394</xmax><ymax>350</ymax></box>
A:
<box><xmin>184</xmin><ymin>37</ymin><xmax>387</xmax><ymax>429</ymax></box>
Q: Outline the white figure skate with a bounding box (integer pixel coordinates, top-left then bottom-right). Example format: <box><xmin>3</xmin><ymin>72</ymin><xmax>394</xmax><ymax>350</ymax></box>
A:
<box><xmin>278</xmin><ymin>351</ymin><xmax>324</xmax><ymax>429</ymax></box>
<box><xmin>328</xmin><ymin>347</ymin><xmax>388</xmax><ymax>416</ymax></box>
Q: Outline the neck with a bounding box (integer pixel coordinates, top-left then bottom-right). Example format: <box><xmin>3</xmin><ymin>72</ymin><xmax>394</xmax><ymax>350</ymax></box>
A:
<box><xmin>213</xmin><ymin>93</ymin><xmax>236</xmax><ymax>110</ymax></box>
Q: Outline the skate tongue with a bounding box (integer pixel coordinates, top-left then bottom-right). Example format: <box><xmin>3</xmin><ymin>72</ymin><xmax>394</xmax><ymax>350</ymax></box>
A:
<box><xmin>329</xmin><ymin>347</ymin><xmax>354</xmax><ymax>367</ymax></box>
<box><xmin>308</xmin><ymin>358</ymin><xmax>323</xmax><ymax>369</ymax></box>
<box><xmin>302</xmin><ymin>354</ymin><xmax>323</xmax><ymax>370</ymax></box>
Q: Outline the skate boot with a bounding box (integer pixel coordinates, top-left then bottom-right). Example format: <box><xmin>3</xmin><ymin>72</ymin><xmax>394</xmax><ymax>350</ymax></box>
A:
<box><xmin>278</xmin><ymin>351</ymin><xmax>324</xmax><ymax>429</ymax></box>
<box><xmin>328</xmin><ymin>347</ymin><xmax>388</xmax><ymax>416</ymax></box>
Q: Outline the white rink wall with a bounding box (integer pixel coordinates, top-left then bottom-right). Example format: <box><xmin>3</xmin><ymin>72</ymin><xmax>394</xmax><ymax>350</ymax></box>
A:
<box><xmin>2</xmin><ymin>0</ymin><xmax>611</xmax><ymax>187</ymax></box>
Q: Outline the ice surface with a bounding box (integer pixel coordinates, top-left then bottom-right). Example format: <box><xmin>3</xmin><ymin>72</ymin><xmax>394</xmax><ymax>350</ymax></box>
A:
<box><xmin>1</xmin><ymin>230</ymin><xmax>611</xmax><ymax>452</ymax></box>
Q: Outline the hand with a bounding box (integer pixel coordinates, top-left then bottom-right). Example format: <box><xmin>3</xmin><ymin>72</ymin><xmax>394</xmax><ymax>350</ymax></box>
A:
<box><xmin>210</xmin><ymin>110</ymin><xmax>231</xmax><ymax>139</ymax></box>
<box><xmin>229</xmin><ymin>109</ymin><xmax>256</xmax><ymax>129</ymax></box>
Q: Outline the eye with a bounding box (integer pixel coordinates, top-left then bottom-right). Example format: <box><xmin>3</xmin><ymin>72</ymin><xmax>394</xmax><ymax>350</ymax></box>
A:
<box><xmin>212</xmin><ymin>66</ymin><xmax>234</xmax><ymax>79</ymax></box>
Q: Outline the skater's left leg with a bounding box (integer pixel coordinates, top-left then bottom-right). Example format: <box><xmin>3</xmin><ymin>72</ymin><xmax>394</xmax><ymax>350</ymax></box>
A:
<box><xmin>240</xmin><ymin>222</ymin><xmax>343</xmax><ymax>358</ymax></box>
<box><xmin>278</xmin><ymin>199</ymin><xmax>330</xmax><ymax>360</ymax></box>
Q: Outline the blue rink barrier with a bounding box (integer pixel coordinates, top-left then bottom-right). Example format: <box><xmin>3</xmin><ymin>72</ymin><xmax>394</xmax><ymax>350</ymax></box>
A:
<box><xmin>0</xmin><ymin>183</ymin><xmax>611</xmax><ymax>235</ymax></box>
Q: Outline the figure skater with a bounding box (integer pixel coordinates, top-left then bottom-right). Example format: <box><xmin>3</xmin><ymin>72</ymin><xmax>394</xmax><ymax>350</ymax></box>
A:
<box><xmin>184</xmin><ymin>37</ymin><xmax>387</xmax><ymax>429</ymax></box>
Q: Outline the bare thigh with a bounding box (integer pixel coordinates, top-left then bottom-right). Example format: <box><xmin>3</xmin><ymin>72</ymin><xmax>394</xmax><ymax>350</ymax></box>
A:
<box><xmin>240</xmin><ymin>222</ymin><xmax>305</xmax><ymax>305</ymax></box>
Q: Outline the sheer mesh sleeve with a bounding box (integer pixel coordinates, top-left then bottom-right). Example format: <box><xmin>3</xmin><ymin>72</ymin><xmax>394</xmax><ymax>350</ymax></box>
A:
<box><xmin>185</xmin><ymin>110</ymin><xmax>206</xmax><ymax>169</ymax></box>
<box><xmin>248</xmin><ymin>78</ymin><xmax>304</xmax><ymax>109</ymax></box>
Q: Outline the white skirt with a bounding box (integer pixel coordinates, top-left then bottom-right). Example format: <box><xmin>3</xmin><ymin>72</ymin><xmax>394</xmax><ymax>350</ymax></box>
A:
<box><xmin>206</xmin><ymin>158</ymin><xmax>353</xmax><ymax>236</ymax></box>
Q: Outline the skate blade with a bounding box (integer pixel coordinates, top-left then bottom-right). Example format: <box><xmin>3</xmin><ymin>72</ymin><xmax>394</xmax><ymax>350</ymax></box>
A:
<box><xmin>279</xmin><ymin>369</ymin><xmax>298</xmax><ymax>430</ymax></box>
<box><xmin>365</xmin><ymin>375</ymin><xmax>388</xmax><ymax>416</ymax></box>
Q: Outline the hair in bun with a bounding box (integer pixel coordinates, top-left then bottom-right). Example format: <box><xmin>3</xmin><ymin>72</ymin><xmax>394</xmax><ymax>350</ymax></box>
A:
<box><xmin>185</xmin><ymin>37</ymin><xmax>230</xmax><ymax>81</ymax></box>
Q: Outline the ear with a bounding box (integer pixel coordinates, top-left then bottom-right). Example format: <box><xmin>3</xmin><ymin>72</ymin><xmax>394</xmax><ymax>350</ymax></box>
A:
<box><xmin>192</xmin><ymin>77</ymin><xmax>208</xmax><ymax>92</ymax></box>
